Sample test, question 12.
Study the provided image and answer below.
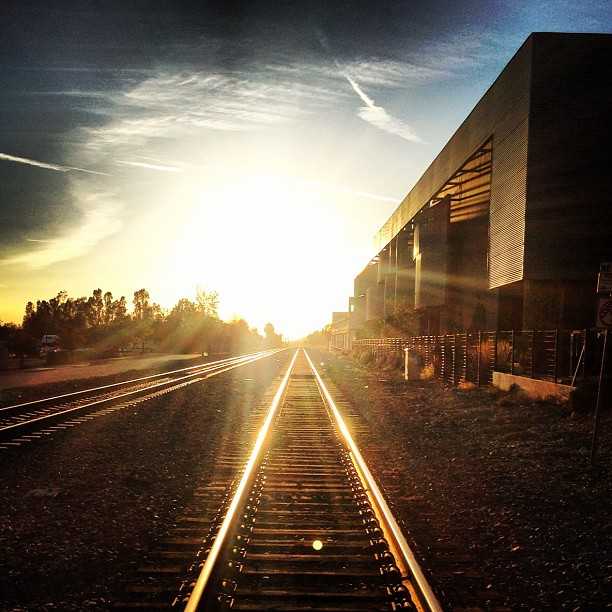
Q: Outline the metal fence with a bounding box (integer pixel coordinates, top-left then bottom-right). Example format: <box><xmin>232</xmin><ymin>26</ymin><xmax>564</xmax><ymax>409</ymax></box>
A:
<box><xmin>352</xmin><ymin>329</ymin><xmax>608</xmax><ymax>387</ymax></box>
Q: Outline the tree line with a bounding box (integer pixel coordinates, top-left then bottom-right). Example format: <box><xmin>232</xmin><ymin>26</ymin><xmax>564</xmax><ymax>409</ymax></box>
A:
<box><xmin>0</xmin><ymin>287</ymin><xmax>284</xmax><ymax>358</ymax></box>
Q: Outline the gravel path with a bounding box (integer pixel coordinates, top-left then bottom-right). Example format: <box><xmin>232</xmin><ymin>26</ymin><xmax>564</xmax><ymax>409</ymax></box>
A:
<box><xmin>0</xmin><ymin>354</ymin><xmax>204</xmax><ymax>394</ymax></box>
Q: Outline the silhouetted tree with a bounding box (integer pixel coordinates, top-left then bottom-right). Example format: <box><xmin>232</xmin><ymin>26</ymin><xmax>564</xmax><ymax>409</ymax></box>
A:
<box><xmin>88</xmin><ymin>288</ymin><xmax>104</xmax><ymax>327</ymax></box>
<box><xmin>132</xmin><ymin>288</ymin><xmax>151</xmax><ymax>320</ymax></box>
<box><xmin>18</xmin><ymin>285</ymin><xmax>278</xmax><ymax>360</ymax></box>
<box><xmin>220</xmin><ymin>318</ymin><xmax>264</xmax><ymax>355</ymax></box>
<box><xmin>264</xmin><ymin>322</ymin><xmax>283</xmax><ymax>348</ymax></box>
<box><xmin>305</xmin><ymin>324</ymin><xmax>331</xmax><ymax>347</ymax></box>
<box><xmin>196</xmin><ymin>286</ymin><xmax>219</xmax><ymax>318</ymax></box>
<box><xmin>0</xmin><ymin>322</ymin><xmax>34</xmax><ymax>359</ymax></box>
<box><xmin>131</xmin><ymin>289</ymin><xmax>164</xmax><ymax>352</ymax></box>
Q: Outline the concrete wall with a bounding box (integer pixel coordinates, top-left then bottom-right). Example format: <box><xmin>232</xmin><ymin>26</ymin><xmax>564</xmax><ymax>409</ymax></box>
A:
<box><xmin>492</xmin><ymin>371</ymin><xmax>574</xmax><ymax>402</ymax></box>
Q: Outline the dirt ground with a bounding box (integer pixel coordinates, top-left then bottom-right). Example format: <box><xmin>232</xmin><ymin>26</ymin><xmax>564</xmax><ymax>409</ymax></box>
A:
<box><xmin>315</xmin><ymin>349</ymin><xmax>611</xmax><ymax>611</ymax></box>
<box><xmin>0</xmin><ymin>353</ymin><xmax>204</xmax><ymax>396</ymax></box>
<box><xmin>0</xmin><ymin>354</ymin><xmax>287</xmax><ymax>611</ymax></box>
<box><xmin>0</xmin><ymin>349</ymin><xmax>610</xmax><ymax>610</ymax></box>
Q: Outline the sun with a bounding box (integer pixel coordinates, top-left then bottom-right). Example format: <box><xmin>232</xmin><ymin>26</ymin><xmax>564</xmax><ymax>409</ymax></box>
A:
<box><xmin>146</xmin><ymin>169</ymin><xmax>372</xmax><ymax>338</ymax></box>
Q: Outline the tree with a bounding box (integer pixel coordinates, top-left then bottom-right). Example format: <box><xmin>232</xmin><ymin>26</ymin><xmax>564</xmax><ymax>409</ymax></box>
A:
<box><xmin>131</xmin><ymin>289</ymin><xmax>163</xmax><ymax>351</ymax></box>
<box><xmin>61</xmin><ymin>296</ymin><xmax>88</xmax><ymax>349</ymax></box>
<box><xmin>22</xmin><ymin>291</ymin><xmax>86</xmax><ymax>350</ymax></box>
<box><xmin>161</xmin><ymin>298</ymin><xmax>199</xmax><ymax>353</ymax></box>
<box><xmin>220</xmin><ymin>318</ymin><xmax>264</xmax><ymax>355</ymax></box>
<box><xmin>305</xmin><ymin>324</ymin><xmax>331</xmax><ymax>347</ymax></box>
<box><xmin>196</xmin><ymin>286</ymin><xmax>219</xmax><ymax>318</ymax></box>
<box><xmin>16</xmin><ymin>285</ymin><xmax>284</xmax><ymax>360</ymax></box>
<box><xmin>264</xmin><ymin>323</ymin><xmax>283</xmax><ymax>348</ymax></box>
<box><xmin>87</xmin><ymin>288</ymin><xmax>104</xmax><ymax>327</ymax></box>
<box><xmin>0</xmin><ymin>322</ymin><xmax>35</xmax><ymax>359</ymax></box>
<box><xmin>133</xmin><ymin>288</ymin><xmax>151</xmax><ymax>320</ymax></box>
<box><xmin>101</xmin><ymin>291</ymin><xmax>128</xmax><ymax>326</ymax></box>
<box><xmin>171</xmin><ymin>298</ymin><xmax>198</xmax><ymax>321</ymax></box>
<box><xmin>22</xmin><ymin>302</ymin><xmax>39</xmax><ymax>337</ymax></box>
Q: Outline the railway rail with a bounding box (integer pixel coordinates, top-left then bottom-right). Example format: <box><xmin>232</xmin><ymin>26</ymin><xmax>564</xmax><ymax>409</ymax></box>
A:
<box><xmin>117</xmin><ymin>348</ymin><xmax>442</xmax><ymax>611</ymax></box>
<box><xmin>0</xmin><ymin>350</ymin><xmax>283</xmax><ymax>445</ymax></box>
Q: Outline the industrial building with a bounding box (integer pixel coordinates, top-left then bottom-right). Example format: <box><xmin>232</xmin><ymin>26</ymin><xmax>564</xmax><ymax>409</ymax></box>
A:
<box><xmin>337</xmin><ymin>33</ymin><xmax>612</xmax><ymax>348</ymax></box>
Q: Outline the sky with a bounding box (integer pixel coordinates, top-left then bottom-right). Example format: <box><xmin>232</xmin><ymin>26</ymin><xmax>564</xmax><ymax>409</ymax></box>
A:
<box><xmin>1</xmin><ymin>1</ymin><xmax>611</xmax><ymax>340</ymax></box>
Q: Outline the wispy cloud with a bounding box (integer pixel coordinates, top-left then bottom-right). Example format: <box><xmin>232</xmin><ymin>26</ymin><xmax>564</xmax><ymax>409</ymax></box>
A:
<box><xmin>0</xmin><ymin>198</ymin><xmax>122</xmax><ymax>269</ymax></box>
<box><xmin>267</xmin><ymin>58</ymin><xmax>444</xmax><ymax>89</ymax></box>
<box><xmin>1</xmin><ymin>56</ymin><xmax>404</xmax><ymax>270</ymax></box>
<box><xmin>85</xmin><ymin>69</ymin><xmax>338</xmax><ymax>150</ymax></box>
<box><xmin>122</xmin><ymin>153</ymin><xmax>400</xmax><ymax>204</ymax></box>
<box><xmin>84</xmin><ymin>51</ymin><xmax>437</xmax><ymax>155</ymax></box>
<box><xmin>0</xmin><ymin>152</ymin><xmax>109</xmax><ymax>175</ymax></box>
<box><xmin>414</xmin><ymin>30</ymin><xmax>511</xmax><ymax>73</ymax></box>
<box><xmin>339</xmin><ymin>59</ymin><xmax>447</xmax><ymax>87</ymax></box>
<box><xmin>26</xmin><ymin>238</ymin><xmax>95</xmax><ymax>245</ymax></box>
<box><xmin>210</xmin><ymin>74</ymin><xmax>331</xmax><ymax>118</ymax></box>
<box><xmin>138</xmin><ymin>156</ymin><xmax>219</xmax><ymax>174</ymax></box>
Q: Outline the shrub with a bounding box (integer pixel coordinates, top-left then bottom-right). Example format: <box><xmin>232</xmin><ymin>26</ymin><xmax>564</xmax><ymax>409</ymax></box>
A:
<box><xmin>380</xmin><ymin>353</ymin><xmax>403</xmax><ymax>372</ymax></box>
<box><xmin>421</xmin><ymin>363</ymin><xmax>435</xmax><ymax>380</ymax></box>
<box><xmin>496</xmin><ymin>340</ymin><xmax>513</xmax><ymax>370</ymax></box>
<box><xmin>569</xmin><ymin>379</ymin><xmax>600</xmax><ymax>414</ymax></box>
<box><xmin>352</xmin><ymin>346</ymin><xmax>374</xmax><ymax>365</ymax></box>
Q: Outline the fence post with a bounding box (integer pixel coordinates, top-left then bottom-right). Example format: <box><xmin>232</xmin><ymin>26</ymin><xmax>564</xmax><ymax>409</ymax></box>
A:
<box><xmin>530</xmin><ymin>330</ymin><xmax>535</xmax><ymax>378</ymax></box>
<box><xmin>554</xmin><ymin>329</ymin><xmax>559</xmax><ymax>383</ymax></box>
<box><xmin>510</xmin><ymin>331</ymin><xmax>515</xmax><ymax>375</ymax></box>
<box><xmin>477</xmin><ymin>332</ymin><xmax>482</xmax><ymax>387</ymax></box>
<box><xmin>591</xmin><ymin>329</ymin><xmax>609</xmax><ymax>465</ymax></box>
<box><xmin>492</xmin><ymin>332</ymin><xmax>497</xmax><ymax>383</ymax></box>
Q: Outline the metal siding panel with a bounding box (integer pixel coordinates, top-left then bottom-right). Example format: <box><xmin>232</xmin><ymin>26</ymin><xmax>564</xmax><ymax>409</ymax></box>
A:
<box><xmin>374</xmin><ymin>36</ymin><xmax>533</xmax><ymax>293</ymax></box>
<box><xmin>524</xmin><ymin>33</ymin><xmax>612</xmax><ymax>281</ymax></box>
<box><xmin>489</xmin><ymin>121</ymin><xmax>529</xmax><ymax>289</ymax></box>
<box><xmin>487</xmin><ymin>90</ymin><xmax>530</xmax><ymax>289</ymax></box>
<box><xmin>415</xmin><ymin>198</ymin><xmax>450</xmax><ymax>308</ymax></box>
<box><xmin>365</xmin><ymin>284</ymin><xmax>385</xmax><ymax>321</ymax></box>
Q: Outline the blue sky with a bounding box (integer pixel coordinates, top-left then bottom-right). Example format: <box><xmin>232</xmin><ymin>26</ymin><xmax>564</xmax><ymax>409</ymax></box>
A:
<box><xmin>1</xmin><ymin>1</ymin><xmax>611</xmax><ymax>339</ymax></box>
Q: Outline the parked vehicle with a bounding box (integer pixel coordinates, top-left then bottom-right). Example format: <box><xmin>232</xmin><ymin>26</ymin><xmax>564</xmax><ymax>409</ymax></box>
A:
<box><xmin>39</xmin><ymin>334</ymin><xmax>60</xmax><ymax>357</ymax></box>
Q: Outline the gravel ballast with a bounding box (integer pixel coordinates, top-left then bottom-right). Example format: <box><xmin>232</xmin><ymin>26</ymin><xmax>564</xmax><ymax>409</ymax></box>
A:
<box><xmin>0</xmin><ymin>349</ymin><xmax>610</xmax><ymax>611</ymax></box>
<box><xmin>316</xmin><ymin>351</ymin><xmax>611</xmax><ymax>611</ymax></box>
<box><xmin>0</xmin><ymin>354</ymin><xmax>288</xmax><ymax>610</ymax></box>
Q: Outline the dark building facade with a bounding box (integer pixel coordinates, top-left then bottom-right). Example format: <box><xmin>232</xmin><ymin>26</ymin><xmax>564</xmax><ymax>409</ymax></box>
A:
<box><xmin>350</xmin><ymin>33</ymin><xmax>612</xmax><ymax>340</ymax></box>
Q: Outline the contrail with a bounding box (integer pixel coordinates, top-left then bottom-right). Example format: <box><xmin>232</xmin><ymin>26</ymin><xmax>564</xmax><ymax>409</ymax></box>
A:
<box><xmin>135</xmin><ymin>155</ymin><xmax>400</xmax><ymax>204</ymax></box>
<box><xmin>291</xmin><ymin>176</ymin><xmax>401</xmax><ymax>204</ymax></box>
<box><xmin>26</xmin><ymin>238</ymin><xmax>95</xmax><ymax>245</ymax></box>
<box><xmin>117</xmin><ymin>160</ymin><xmax>182</xmax><ymax>172</ymax></box>
<box><xmin>0</xmin><ymin>152</ymin><xmax>110</xmax><ymax>175</ymax></box>
<box><xmin>344</xmin><ymin>73</ymin><xmax>375</xmax><ymax>108</ymax></box>
<box><xmin>137</xmin><ymin>156</ymin><xmax>228</xmax><ymax>176</ymax></box>
<box><xmin>316</xmin><ymin>30</ymin><xmax>422</xmax><ymax>143</ymax></box>
<box><xmin>340</xmin><ymin>67</ymin><xmax>422</xmax><ymax>143</ymax></box>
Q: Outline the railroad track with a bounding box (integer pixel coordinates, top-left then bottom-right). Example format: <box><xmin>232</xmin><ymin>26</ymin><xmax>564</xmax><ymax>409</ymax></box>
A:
<box><xmin>0</xmin><ymin>350</ymin><xmax>284</xmax><ymax>446</ymax></box>
<box><xmin>117</xmin><ymin>348</ymin><xmax>442</xmax><ymax>611</ymax></box>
